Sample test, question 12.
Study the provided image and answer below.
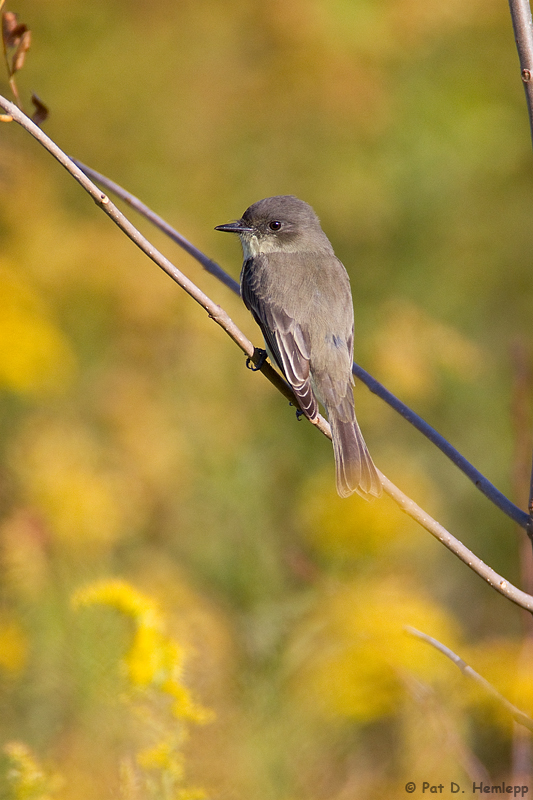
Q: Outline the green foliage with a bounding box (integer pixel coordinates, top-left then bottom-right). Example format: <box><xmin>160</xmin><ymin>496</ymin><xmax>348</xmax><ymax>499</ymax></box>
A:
<box><xmin>1</xmin><ymin>0</ymin><xmax>532</xmax><ymax>796</ymax></box>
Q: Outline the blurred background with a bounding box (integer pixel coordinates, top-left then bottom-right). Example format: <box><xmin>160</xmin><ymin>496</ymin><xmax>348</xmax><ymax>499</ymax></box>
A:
<box><xmin>1</xmin><ymin>0</ymin><xmax>533</xmax><ymax>797</ymax></box>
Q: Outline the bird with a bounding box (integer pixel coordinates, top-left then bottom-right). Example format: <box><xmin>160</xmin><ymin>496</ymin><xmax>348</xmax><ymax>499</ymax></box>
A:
<box><xmin>215</xmin><ymin>195</ymin><xmax>381</xmax><ymax>499</ymax></box>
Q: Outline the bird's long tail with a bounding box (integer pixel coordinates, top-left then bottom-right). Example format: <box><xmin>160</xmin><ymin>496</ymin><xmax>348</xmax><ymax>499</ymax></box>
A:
<box><xmin>328</xmin><ymin>406</ymin><xmax>381</xmax><ymax>499</ymax></box>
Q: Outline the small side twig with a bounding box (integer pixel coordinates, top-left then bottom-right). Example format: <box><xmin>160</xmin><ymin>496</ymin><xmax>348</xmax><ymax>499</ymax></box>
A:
<box><xmin>0</xmin><ymin>3</ymin><xmax>48</xmax><ymax>125</ymax></box>
<box><xmin>406</xmin><ymin>626</ymin><xmax>533</xmax><ymax>733</ymax></box>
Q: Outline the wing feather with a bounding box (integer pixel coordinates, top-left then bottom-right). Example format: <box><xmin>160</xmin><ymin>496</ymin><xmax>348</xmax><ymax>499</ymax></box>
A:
<box><xmin>241</xmin><ymin>257</ymin><xmax>318</xmax><ymax>419</ymax></box>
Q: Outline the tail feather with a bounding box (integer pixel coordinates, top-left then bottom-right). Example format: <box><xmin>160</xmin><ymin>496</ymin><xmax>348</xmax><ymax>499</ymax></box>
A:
<box><xmin>328</xmin><ymin>409</ymin><xmax>381</xmax><ymax>499</ymax></box>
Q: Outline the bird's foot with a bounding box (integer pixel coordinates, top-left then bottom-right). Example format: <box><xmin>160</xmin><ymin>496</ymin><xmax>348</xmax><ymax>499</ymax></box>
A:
<box><xmin>289</xmin><ymin>403</ymin><xmax>304</xmax><ymax>421</ymax></box>
<box><xmin>246</xmin><ymin>348</ymin><xmax>268</xmax><ymax>371</ymax></box>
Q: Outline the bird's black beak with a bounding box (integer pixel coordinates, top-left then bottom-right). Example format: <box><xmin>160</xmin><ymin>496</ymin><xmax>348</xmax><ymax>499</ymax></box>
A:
<box><xmin>214</xmin><ymin>220</ymin><xmax>254</xmax><ymax>234</ymax></box>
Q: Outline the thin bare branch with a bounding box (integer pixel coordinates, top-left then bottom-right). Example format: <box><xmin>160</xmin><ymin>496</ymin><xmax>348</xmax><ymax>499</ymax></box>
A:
<box><xmin>386</xmin><ymin>477</ymin><xmax>533</xmax><ymax>611</ymax></box>
<box><xmin>508</xmin><ymin>0</ymin><xmax>533</xmax><ymax>541</ymax></box>
<box><xmin>72</xmin><ymin>159</ymin><xmax>532</xmax><ymax>533</ymax></box>
<box><xmin>509</xmin><ymin>0</ymin><xmax>533</xmax><ymax>147</ymax></box>
<box><xmin>400</xmin><ymin>672</ymin><xmax>491</xmax><ymax>784</ymax></box>
<box><xmin>0</xmin><ymin>98</ymin><xmax>297</xmax><ymax>407</ymax></box>
<box><xmin>71</xmin><ymin>160</ymin><xmax>241</xmax><ymax>296</ymax></box>
<box><xmin>406</xmin><ymin>626</ymin><xmax>533</xmax><ymax>733</ymax></box>
<box><xmin>358</xmin><ymin>366</ymin><xmax>530</xmax><ymax>530</ymax></box>
<box><xmin>0</xmin><ymin>100</ymin><xmax>246</xmax><ymax>340</ymax></box>
<box><xmin>2</xmin><ymin>92</ymin><xmax>533</xmax><ymax>613</ymax></box>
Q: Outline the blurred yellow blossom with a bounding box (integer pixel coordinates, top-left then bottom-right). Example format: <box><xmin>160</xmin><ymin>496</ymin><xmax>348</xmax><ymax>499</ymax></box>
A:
<box><xmin>72</xmin><ymin>579</ymin><xmax>212</xmax><ymax>723</ymax></box>
<box><xmin>462</xmin><ymin>637</ymin><xmax>533</xmax><ymax>727</ymax></box>
<box><xmin>0</xmin><ymin>617</ymin><xmax>27</xmax><ymax>674</ymax></box>
<box><xmin>288</xmin><ymin>577</ymin><xmax>460</xmax><ymax>722</ymax></box>
<box><xmin>136</xmin><ymin>737</ymin><xmax>184</xmax><ymax>777</ymax></box>
<box><xmin>0</xmin><ymin>264</ymin><xmax>76</xmax><ymax>396</ymax></box>
<box><xmin>4</xmin><ymin>742</ymin><xmax>61</xmax><ymax>800</ymax></box>
<box><xmin>298</xmin><ymin>463</ymin><xmax>438</xmax><ymax>560</ymax></box>
<box><xmin>98</xmin><ymin>368</ymin><xmax>189</xmax><ymax>494</ymax></box>
<box><xmin>9</xmin><ymin>417</ymin><xmax>145</xmax><ymax>553</ymax></box>
<box><xmin>72</xmin><ymin>579</ymin><xmax>211</xmax><ymax>800</ymax></box>
<box><xmin>372</xmin><ymin>299</ymin><xmax>483</xmax><ymax>400</ymax></box>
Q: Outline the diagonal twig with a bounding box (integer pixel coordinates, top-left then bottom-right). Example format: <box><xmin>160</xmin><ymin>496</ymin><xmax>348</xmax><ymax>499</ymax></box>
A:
<box><xmin>71</xmin><ymin>160</ymin><xmax>241</xmax><ymax>296</ymax></box>
<box><xmin>508</xmin><ymin>0</ymin><xmax>533</xmax><ymax>541</ymax></box>
<box><xmin>2</xmin><ymin>93</ymin><xmax>533</xmax><ymax>613</ymax></box>
<box><xmin>406</xmin><ymin>626</ymin><xmax>533</xmax><ymax>733</ymax></box>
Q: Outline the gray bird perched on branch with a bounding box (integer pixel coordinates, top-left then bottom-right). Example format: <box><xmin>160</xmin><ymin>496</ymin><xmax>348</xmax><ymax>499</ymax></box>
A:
<box><xmin>216</xmin><ymin>195</ymin><xmax>381</xmax><ymax>499</ymax></box>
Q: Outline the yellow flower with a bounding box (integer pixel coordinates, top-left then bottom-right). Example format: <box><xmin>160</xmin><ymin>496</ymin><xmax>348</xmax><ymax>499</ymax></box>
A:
<box><xmin>372</xmin><ymin>298</ymin><xmax>482</xmax><ymax>400</ymax></box>
<box><xmin>127</xmin><ymin>624</ymin><xmax>167</xmax><ymax>687</ymax></box>
<box><xmin>0</xmin><ymin>617</ymin><xmax>27</xmax><ymax>674</ymax></box>
<box><xmin>4</xmin><ymin>742</ymin><xmax>60</xmax><ymax>800</ymax></box>
<box><xmin>289</xmin><ymin>577</ymin><xmax>460</xmax><ymax>722</ymax></box>
<box><xmin>136</xmin><ymin>738</ymin><xmax>184</xmax><ymax>778</ymax></box>
<box><xmin>72</xmin><ymin>579</ymin><xmax>211</xmax><ymax>721</ymax></box>
<box><xmin>73</xmin><ymin>578</ymin><xmax>157</xmax><ymax>619</ymax></box>
<box><xmin>0</xmin><ymin>264</ymin><xmax>75</xmax><ymax>396</ymax></box>
<box><xmin>462</xmin><ymin>637</ymin><xmax>533</xmax><ymax>726</ymax></box>
<box><xmin>10</xmin><ymin>419</ymin><xmax>143</xmax><ymax>553</ymax></box>
<box><xmin>73</xmin><ymin>579</ymin><xmax>211</xmax><ymax>799</ymax></box>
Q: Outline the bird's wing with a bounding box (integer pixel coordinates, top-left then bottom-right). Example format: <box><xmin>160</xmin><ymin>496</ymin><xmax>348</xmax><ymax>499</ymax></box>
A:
<box><xmin>241</xmin><ymin>258</ymin><xmax>318</xmax><ymax>420</ymax></box>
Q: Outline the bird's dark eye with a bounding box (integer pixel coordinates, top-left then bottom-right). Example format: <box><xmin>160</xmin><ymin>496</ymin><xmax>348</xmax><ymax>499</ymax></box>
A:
<box><xmin>269</xmin><ymin>220</ymin><xmax>282</xmax><ymax>231</ymax></box>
